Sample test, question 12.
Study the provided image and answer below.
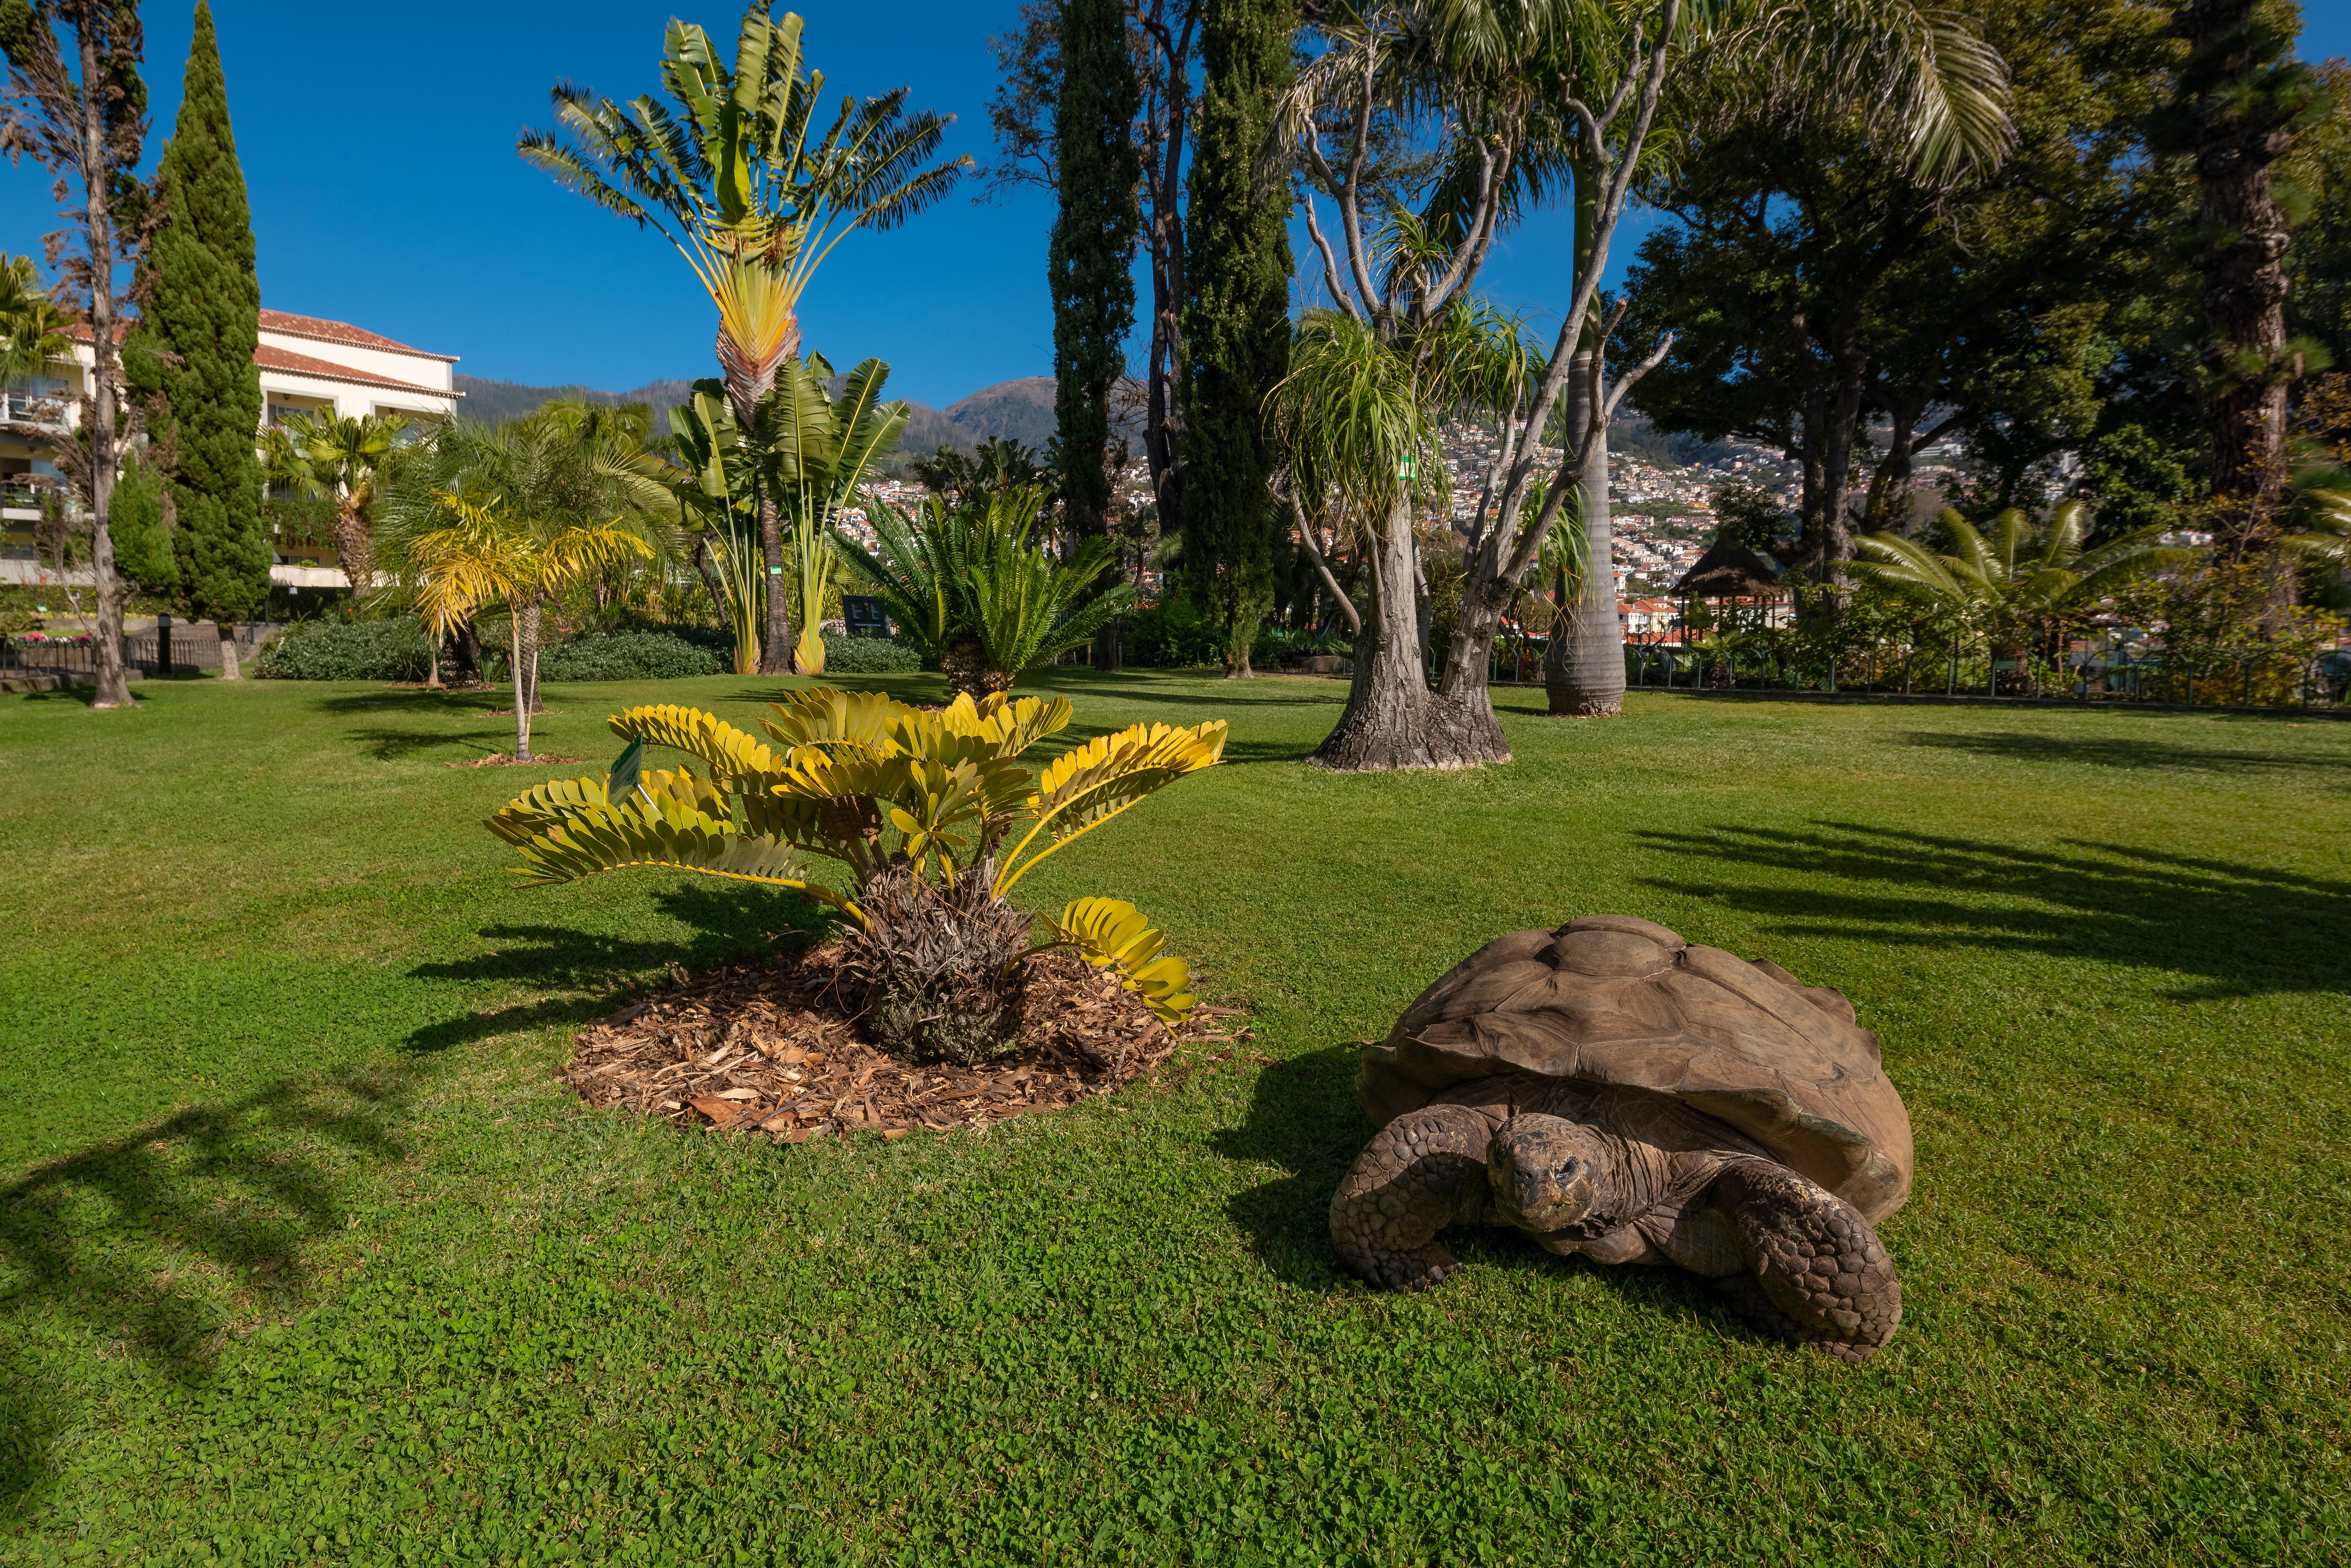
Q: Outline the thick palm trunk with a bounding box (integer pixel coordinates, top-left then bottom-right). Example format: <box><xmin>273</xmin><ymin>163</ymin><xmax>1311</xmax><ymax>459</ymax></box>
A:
<box><xmin>1547</xmin><ymin>356</ymin><xmax>1624</xmax><ymax>717</ymax></box>
<box><xmin>1312</xmin><ymin>497</ymin><xmax>1499</xmax><ymax>770</ymax></box>
<box><xmin>330</xmin><ymin>498</ymin><xmax>372</xmax><ymax>598</ymax></box>
<box><xmin>757</xmin><ymin>490</ymin><xmax>792</xmax><ymax>675</ymax></box>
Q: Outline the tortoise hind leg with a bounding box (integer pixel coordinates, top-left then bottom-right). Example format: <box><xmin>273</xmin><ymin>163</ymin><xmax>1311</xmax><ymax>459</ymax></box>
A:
<box><xmin>1706</xmin><ymin>1161</ymin><xmax>1902</xmax><ymax>1363</ymax></box>
<box><xmin>1329</xmin><ymin>1104</ymin><xmax>1498</xmax><ymax>1291</ymax></box>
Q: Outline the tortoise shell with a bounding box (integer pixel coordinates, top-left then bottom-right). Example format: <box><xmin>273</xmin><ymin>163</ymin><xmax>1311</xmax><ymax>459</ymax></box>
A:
<box><xmin>1358</xmin><ymin>914</ymin><xmax>1913</xmax><ymax>1222</ymax></box>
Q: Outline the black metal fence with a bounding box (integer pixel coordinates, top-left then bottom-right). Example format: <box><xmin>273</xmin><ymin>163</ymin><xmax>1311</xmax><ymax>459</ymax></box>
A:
<box><xmin>2</xmin><ymin>622</ymin><xmax>283</xmax><ymax>679</ymax></box>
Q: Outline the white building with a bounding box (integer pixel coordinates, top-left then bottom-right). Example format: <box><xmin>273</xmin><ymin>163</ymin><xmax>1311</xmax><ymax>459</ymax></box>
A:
<box><xmin>2</xmin><ymin>308</ymin><xmax>461</xmax><ymax>588</ymax></box>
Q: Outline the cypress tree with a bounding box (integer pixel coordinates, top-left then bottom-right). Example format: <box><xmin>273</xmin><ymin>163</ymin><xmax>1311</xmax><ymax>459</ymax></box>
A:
<box><xmin>1048</xmin><ymin>0</ymin><xmax>1141</xmax><ymax>670</ymax></box>
<box><xmin>1048</xmin><ymin>0</ymin><xmax>1140</xmax><ymax>540</ymax></box>
<box><xmin>127</xmin><ymin>1</ymin><xmax>266</xmax><ymax>676</ymax></box>
<box><xmin>1177</xmin><ymin>0</ymin><xmax>1293</xmax><ymax>677</ymax></box>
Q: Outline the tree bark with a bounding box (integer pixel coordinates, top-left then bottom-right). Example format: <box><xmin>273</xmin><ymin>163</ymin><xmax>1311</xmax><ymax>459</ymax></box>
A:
<box><xmin>216</xmin><ymin>622</ymin><xmax>241</xmax><ymax>681</ymax></box>
<box><xmin>508</xmin><ymin>613</ymin><xmax>532</xmax><ymax>762</ymax></box>
<box><xmin>1310</xmin><ymin>495</ymin><xmax>1501</xmax><ymax>769</ymax></box>
<box><xmin>518</xmin><ymin>603</ymin><xmax>544</xmax><ymax>715</ymax></box>
<box><xmin>1546</xmin><ymin>345</ymin><xmax>1625</xmax><ymax>717</ymax></box>
<box><xmin>76</xmin><ymin>27</ymin><xmax>132</xmax><ymax>709</ymax></box>
<box><xmin>757</xmin><ymin>489</ymin><xmax>791</xmax><ymax>675</ymax></box>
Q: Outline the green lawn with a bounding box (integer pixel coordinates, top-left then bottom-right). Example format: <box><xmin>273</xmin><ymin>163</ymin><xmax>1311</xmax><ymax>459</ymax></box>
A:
<box><xmin>2</xmin><ymin>672</ymin><xmax>2345</xmax><ymax>1565</ymax></box>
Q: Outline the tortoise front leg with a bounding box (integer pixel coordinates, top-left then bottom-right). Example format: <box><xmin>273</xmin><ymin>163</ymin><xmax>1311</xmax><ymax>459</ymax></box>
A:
<box><xmin>1330</xmin><ymin>1104</ymin><xmax>1499</xmax><ymax>1291</ymax></box>
<box><xmin>1706</xmin><ymin>1160</ymin><xmax>1903</xmax><ymax>1363</ymax></box>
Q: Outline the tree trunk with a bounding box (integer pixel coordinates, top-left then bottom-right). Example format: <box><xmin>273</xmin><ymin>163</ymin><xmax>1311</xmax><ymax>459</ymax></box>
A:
<box><xmin>508</xmin><ymin>614</ymin><xmax>532</xmax><ymax>762</ymax></box>
<box><xmin>217</xmin><ymin>623</ymin><xmax>242</xmax><ymax>681</ymax></box>
<box><xmin>1311</xmin><ymin>496</ymin><xmax>1499</xmax><ymax>769</ymax></box>
<box><xmin>1093</xmin><ymin>620</ymin><xmax>1124</xmax><ymax>673</ymax></box>
<box><xmin>425</xmin><ymin>629</ymin><xmax>442</xmax><ymax>689</ymax></box>
<box><xmin>77</xmin><ymin>29</ymin><xmax>132</xmax><ymax>709</ymax></box>
<box><xmin>757</xmin><ymin>489</ymin><xmax>791</xmax><ymax>675</ymax></box>
<box><xmin>518</xmin><ymin>603</ymin><xmax>544</xmax><ymax>715</ymax></box>
<box><xmin>2168</xmin><ymin>0</ymin><xmax>2304</xmax><ymax>515</ymax></box>
<box><xmin>330</xmin><ymin>498</ymin><xmax>372</xmax><ymax>599</ymax></box>
<box><xmin>1547</xmin><ymin>346</ymin><xmax>1625</xmax><ymax>717</ymax></box>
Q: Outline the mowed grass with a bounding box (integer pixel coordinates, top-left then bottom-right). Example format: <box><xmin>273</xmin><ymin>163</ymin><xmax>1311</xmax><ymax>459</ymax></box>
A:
<box><xmin>0</xmin><ymin>670</ymin><xmax>2346</xmax><ymax>1566</ymax></box>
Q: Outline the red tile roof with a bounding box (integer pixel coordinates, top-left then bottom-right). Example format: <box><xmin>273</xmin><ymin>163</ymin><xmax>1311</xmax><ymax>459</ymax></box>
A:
<box><xmin>254</xmin><ymin>343</ymin><xmax>461</xmax><ymax>399</ymax></box>
<box><xmin>258</xmin><ymin>309</ymin><xmax>457</xmax><ymax>362</ymax></box>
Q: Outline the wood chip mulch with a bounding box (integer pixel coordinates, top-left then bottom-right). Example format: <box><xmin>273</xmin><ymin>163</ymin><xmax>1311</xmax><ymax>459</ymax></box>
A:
<box><xmin>564</xmin><ymin>943</ymin><xmax>1250</xmax><ymax>1143</ymax></box>
<box><xmin>445</xmin><ymin>752</ymin><xmax>586</xmax><ymax>768</ymax></box>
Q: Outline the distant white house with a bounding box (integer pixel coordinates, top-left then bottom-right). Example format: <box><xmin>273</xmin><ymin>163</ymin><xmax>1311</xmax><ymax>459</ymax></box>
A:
<box><xmin>2</xmin><ymin>308</ymin><xmax>461</xmax><ymax>588</ymax></box>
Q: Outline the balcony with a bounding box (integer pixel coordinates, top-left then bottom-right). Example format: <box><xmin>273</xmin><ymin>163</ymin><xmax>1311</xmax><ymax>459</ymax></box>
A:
<box><xmin>0</xmin><ymin>392</ymin><xmax>68</xmax><ymax>428</ymax></box>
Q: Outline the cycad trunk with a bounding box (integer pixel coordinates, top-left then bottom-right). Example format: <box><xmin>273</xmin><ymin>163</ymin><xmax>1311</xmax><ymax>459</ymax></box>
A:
<box><xmin>1547</xmin><ymin>353</ymin><xmax>1624</xmax><ymax>717</ymax></box>
<box><xmin>844</xmin><ymin>862</ymin><xmax>1033</xmax><ymax>1064</ymax></box>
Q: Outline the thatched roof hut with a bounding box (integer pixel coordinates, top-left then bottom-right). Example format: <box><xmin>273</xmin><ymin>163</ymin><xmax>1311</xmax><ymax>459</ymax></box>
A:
<box><xmin>1673</xmin><ymin>539</ymin><xmax>1785</xmax><ymax>598</ymax></box>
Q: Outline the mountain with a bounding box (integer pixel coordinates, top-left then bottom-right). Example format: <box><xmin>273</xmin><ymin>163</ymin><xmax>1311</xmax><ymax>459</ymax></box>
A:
<box><xmin>454</xmin><ymin>374</ymin><xmax>698</xmax><ymax>431</ymax></box>
<box><xmin>453</xmin><ymin>371</ymin><xmax>1117</xmax><ymax>469</ymax></box>
<box><xmin>939</xmin><ymin>376</ymin><xmax>1059</xmax><ymax>449</ymax></box>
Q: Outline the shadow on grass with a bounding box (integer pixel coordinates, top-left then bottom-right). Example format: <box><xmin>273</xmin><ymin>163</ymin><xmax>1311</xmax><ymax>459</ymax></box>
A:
<box><xmin>0</xmin><ymin>1069</ymin><xmax>413</xmax><ymax>1504</ymax></box>
<box><xmin>400</xmin><ymin>883</ymin><xmax>834</xmax><ymax>1052</ymax></box>
<box><xmin>1905</xmin><ymin>729</ymin><xmax>2351</xmax><ymax>775</ymax></box>
<box><xmin>313</xmin><ymin>687</ymin><xmax>506</xmax><ymax>716</ymax></box>
<box><xmin>344</xmin><ymin>726</ymin><xmax>517</xmax><ymax>762</ymax></box>
<box><xmin>1635</xmin><ymin>821</ymin><xmax>2351</xmax><ymax>999</ymax></box>
<box><xmin>1212</xmin><ymin>1042</ymin><xmax>1792</xmax><ymax>1346</ymax></box>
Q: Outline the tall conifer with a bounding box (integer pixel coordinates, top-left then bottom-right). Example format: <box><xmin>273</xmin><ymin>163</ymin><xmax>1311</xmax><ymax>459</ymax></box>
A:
<box><xmin>1048</xmin><ymin>0</ymin><xmax>1142</xmax><ymax>669</ymax></box>
<box><xmin>128</xmin><ymin>1</ymin><xmax>265</xmax><ymax>675</ymax></box>
<box><xmin>1177</xmin><ymin>0</ymin><xmax>1292</xmax><ymax>676</ymax></box>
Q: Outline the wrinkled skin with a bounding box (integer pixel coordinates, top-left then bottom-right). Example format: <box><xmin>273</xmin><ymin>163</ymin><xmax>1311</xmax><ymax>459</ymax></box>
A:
<box><xmin>1329</xmin><ymin>1076</ymin><xmax>1903</xmax><ymax>1363</ymax></box>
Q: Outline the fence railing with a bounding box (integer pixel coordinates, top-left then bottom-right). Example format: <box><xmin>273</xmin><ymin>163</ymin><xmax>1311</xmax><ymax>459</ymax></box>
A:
<box><xmin>3</xmin><ymin>622</ymin><xmax>284</xmax><ymax>678</ymax></box>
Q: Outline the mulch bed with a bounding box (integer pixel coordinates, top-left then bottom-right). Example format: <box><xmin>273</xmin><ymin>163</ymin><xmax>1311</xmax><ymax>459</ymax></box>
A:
<box><xmin>564</xmin><ymin>942</ymin><xmax>1250</xmax><ymax>1143</ymax></box>
<box><xmin>446</xmin><ymin>753</ymin><xmax>586</xmax><ymax>768</ymax></box>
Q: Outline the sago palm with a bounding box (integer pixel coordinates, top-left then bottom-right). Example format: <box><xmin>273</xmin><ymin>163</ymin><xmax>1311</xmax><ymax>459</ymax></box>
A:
<box><xmin>519</xmin><ymin>4</ymin><xmax>966</xmax><ymax>672</ymax></box>
<box><xmin>486</xmin><ymin>687</ymin><xmax>1226</xmax><ymax>1062</ymax></box>
<box><xmin>838</xmin><ymin>486</ymin><xmax>1134</xmax><ymax>697</ymax></box>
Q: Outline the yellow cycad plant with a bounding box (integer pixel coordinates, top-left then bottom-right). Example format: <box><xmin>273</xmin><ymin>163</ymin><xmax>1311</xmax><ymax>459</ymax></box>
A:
<box><xmin>485</xmin><ymin>688</ymin><xmax>1227</xmax><ymax>1062</ymax></box>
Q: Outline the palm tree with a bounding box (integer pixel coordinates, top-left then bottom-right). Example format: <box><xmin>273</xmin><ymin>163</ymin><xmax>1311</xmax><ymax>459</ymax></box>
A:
<box><xmin>519</xmin><ymin>5</ymin><xmax>967</xmax><ymax>673</ymax></box>
<box><xmin>274</xmin><ymin>410</ymin><xmax>410</xmax><ymax>594</ymax></box>
<box><xmin>410</xmin><ymin>491</ymin><xmax>652</xmax><ymax>761</ymax></box>
<box><xmin>1855</xmin><ymin>504</ymin><xmax>2198</xmax><ymax>693</ymax></box>
<box><xmin>839</xmin><ymin>486</ymin><xmax>1132</xmax><ymax>697</ymax></box>
<box><xmin>378</xmin><ymin>416</ymin><xmax>681</xmax><ymax>717</ymax></box>
<box><xmin>0</xmin><ymin>255</ymin><xmax>74</xmax><ymax>389</ymax></box>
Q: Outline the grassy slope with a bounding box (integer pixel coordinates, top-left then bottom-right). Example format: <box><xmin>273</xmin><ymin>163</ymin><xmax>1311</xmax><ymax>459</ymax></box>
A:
<box><xmin>0</xmin><ymin>673</ymin><xmax>2344</xmax><ymax>1565</ymax></box>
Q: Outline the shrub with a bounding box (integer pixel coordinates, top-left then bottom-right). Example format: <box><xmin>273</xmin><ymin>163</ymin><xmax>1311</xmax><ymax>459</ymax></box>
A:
<box><xmin>255</xmin><ymin>617</ymin><xmax>430</xmax><ymax>681</ymax></box>
<box><xmin>537</xmin><ymin>630</ymin><xmax>725</xmax><ymax>682</ymax></box>
<box><xmin>1123</xmin><ymin>594</ymin><xmax>1226</xmax><ymax>667</ymax></box>
<box><xmin>821</xmin><ymin>632</ymin><xmax>923</xmax><ymax>674</ymax></box>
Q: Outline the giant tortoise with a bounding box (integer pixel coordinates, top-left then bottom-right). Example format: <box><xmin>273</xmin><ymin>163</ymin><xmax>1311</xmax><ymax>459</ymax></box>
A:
<box><xmin>1329</xmin><ymin>914</ymin><xmax>1913</xmax><ymax>1362</ymax></box>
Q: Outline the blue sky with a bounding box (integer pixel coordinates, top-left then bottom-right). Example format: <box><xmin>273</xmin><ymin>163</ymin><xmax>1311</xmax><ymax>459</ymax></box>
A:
<box><xmin>4</xmin><ymin>2</ymin><xmax>2347</xmax><ymax>409</ymax></box>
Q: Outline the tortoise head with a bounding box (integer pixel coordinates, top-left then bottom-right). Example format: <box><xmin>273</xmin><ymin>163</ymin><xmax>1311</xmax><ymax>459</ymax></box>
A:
<box><xmin>1486</xmin><ymin>1112</ymin><xmax>1603</xmax><ymax>1232</ymax></box>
